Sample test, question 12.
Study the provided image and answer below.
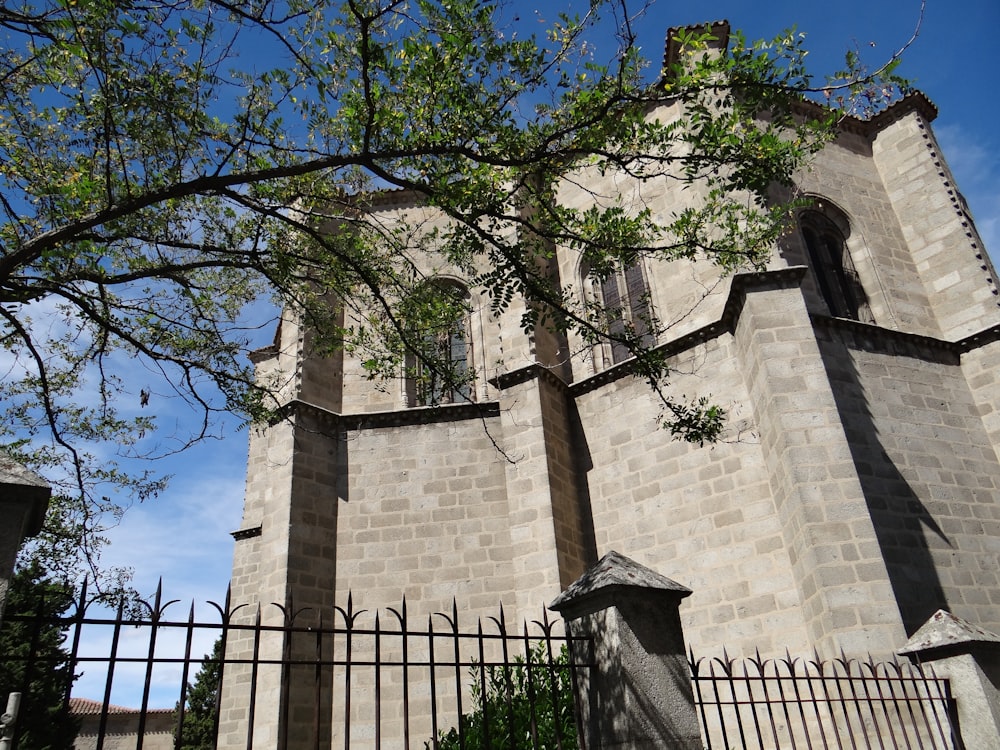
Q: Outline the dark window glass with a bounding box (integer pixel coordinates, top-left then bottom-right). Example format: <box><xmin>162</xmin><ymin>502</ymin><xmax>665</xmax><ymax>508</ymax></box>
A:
<box><xmin>406</xmin><ymin>282</ymin><xmax>472</xmax><ymax>406</ymax></box>
<box><xmin>801</xmin><ymin>212</ymin><xmax>873</xmax><ymax>323</ymax></box>
<box><xmin>595</xmin><ymin>261</ymin><xmax>656</xmax><ymax>364</ymax></box>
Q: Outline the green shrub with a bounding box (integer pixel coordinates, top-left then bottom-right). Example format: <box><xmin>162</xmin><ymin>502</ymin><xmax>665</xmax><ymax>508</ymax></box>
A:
<box><xmin>431</xmin><ymin>642</ymin><xmax>578</xmax><ymax>750</ymax></box>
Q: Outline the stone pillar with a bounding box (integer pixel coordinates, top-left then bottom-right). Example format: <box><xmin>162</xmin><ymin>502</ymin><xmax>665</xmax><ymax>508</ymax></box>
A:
<box><xmin>0</xmin><ymin>458</ymin><xmax>51</xmax><ymax>625</ymax></box>
<box><xmin>899</xmin><ymin>610</ymin><xmax>1000</xmax><ymax>750</ymax></box>
<box><xmin>549</xmin><ymin>550</ymin><xmax>701</xmax><ymax>750</ymax></box>
<box><xmin>495</xmin><ymin>365</ymin><xmax>593</xmax><ymax>616</ymax></box>
<box><xmin>731</xmin><ymin>272</ymin><xmax>905</xmax><ymax>657</ymax></box>
<box><xmin>872</xmin><ymin>99</ymin><xmax>1000</xmax><ymax>339</ymax></box>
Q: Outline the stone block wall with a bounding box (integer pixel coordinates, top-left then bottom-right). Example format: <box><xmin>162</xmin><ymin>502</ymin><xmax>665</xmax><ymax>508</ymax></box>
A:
<box><xmin>575</xmin><ymin>330</ymin><xmax>815</xmax><ymax>656</ymax></box>
<box><xmin>790</xmin><ymin>127</ymin><xmax>935</xmax><ymax>333</ymax></box>
<box><xmin>225</xmin><ymin>87</ymin><xmax>1000</xmax><ymax>748</ymax></box>
<box><xmin>872</xmin><ymin>107</ymin><xmax>1000</xmax><ymax>338</ymax></box>
<box><xmin>818</xmin><ymin>321</ymin><xmax>1000</xmax><ymax>634</ymax></box>
<box><xmin>334</xmin><ymin>410</ymin><xmax>517</xmax><ymax>619</ymax></box>
<box><xmin>961</xmin><ymin>336</ymin><xmax>1000</xmax><ymax>467</ymax></box>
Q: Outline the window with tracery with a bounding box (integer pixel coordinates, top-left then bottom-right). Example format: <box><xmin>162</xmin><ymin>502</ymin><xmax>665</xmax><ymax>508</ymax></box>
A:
<box><xmin>800</xmin><ymin>210</ymin><xmax>873</xmax><ymax>323</ymax></box>
<box><xmin>405</xmin><ymin>281</ymin><xmax>473</xmax><ymax>407</ymax></box>
<box><xmin>590</xmin><ymin>260</ymin><xmax>656</xmax><ymax>365</ymax></box>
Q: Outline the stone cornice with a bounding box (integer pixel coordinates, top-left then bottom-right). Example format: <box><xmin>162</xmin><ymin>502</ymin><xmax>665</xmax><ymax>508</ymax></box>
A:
<box><xmin>569</xmin><ymin>266</ymin><xmax>808</xmax><ymax>397</ymax></box>
<box><xmin>230</xmin><ymin>525</ymin><xmax>262</xmax><ymax>541</ymax></box>
<box><xmin>490</xmin><ymin>362</ymin><xmax>571</xmax><ymax>392</ymax></box>
<box><xmin>788</xmin><ymin>91</ymin><xmax>938</xmax><ymax>139</ymax></box>
<box><xmin>814</xmin><ymin>316</ymin><xmax>1000</xmax><ymax>363</ymax></box>
<box><xmin>277</xmin><ymin>398</ymin><xmax>501</xmax><ymax>431</ymax></box>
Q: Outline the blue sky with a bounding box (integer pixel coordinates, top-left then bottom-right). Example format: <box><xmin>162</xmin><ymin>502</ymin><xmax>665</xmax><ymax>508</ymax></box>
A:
<box><xmin>65</xmin><ymin>0</ymin><xmax>999</xmax><ymax>704</ymax></box>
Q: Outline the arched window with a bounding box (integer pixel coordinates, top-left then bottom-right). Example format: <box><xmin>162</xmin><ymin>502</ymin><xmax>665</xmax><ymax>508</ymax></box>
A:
<box><xmin>800</xmin><ymin>209</ymin><xmax>873</xmax><ymax>323</ymax></box>
<box><xmin>405</xmin><ymin>280</ymin><xmax>473</xmax><ymax>407</ymax></box>
<box><xmin>589</xmin><ymin>259</ymin><xmax>656</xmax><ymax>366</ymax></box>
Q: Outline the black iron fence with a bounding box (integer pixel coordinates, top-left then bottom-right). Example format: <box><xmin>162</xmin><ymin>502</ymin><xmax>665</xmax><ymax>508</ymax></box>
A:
<box><xmin>1</xmin><ymin>582</ymin><xmax>967</xmax><ymax>750</ymax></box>
<box><xmin>690</xmin><ymin>650</ymin><xmax>963</xmax><ymax>750</ymax></box>
<box><xmin>0</xmin><ymin>582</ymin><xmax>590</xmax><ymax>750</ymax></box>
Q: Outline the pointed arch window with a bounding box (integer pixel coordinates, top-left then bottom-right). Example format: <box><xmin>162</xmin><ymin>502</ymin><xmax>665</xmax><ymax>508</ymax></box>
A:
<box><xmin>405</xmin><ymin>280</ymin><xmax>473</xmax><ymax>407</ymax></box>
<box><xmin>590</xmin><ymin>260</ymin><xmax>656</xmax><ymax>365</ymax></box>
<box><xmin>800</xmin><ymin>210</ymin><xmax>873</xmax><ymax>323</ymax></box>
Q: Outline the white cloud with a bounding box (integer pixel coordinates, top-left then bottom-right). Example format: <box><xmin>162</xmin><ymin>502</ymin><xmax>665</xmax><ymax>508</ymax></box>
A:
<box><xmin>69</xmin><ymin>451</ymin><xmax>246</xmax><ymax>707</ymax></box>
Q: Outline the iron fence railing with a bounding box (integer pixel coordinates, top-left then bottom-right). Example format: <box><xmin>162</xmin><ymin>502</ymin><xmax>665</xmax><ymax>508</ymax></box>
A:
<box><xmin>690</xmin><ymin>650</ymin><xmax>963</xmax><ymax>750</ymax></box>
<box><xmin>2</xmin><ymin>580</ymin><xmax>968</xmax><ymax>750</ymax></box>
<box><xmin>0</xmin><ymin>582</ymin><xmax>590</xmax><ymax>750</ymax></box>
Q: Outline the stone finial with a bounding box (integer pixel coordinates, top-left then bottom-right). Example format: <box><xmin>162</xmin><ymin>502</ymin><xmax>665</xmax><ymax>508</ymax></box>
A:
<box><xmin>0</xmin><ymin>455</ymin><xmax>51</xmax><ymax>537</ymax></box>
<box><xmin>549</xmin><ymin>549</ymin><xmax>691</xmax><ymax>617</ymax></box>
<box><xmin>898</xmin><ymin>609</ymin><xmax>1000</xmax><ymax>657</ymax></box>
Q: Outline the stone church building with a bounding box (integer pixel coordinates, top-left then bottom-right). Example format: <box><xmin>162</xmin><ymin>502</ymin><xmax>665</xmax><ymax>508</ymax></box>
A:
<box><xmin>227</xmin><ymin>22</ymin><xmax>1000</xmax><ymax>668</ymax></box>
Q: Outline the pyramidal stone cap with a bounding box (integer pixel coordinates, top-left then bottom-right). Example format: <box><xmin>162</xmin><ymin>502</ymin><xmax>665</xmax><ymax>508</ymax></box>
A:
<box><xmin>0</xmin><ymin>455</ymin><xmax>51</xmax><ymax>537</ymax></box>
<box><xmin>898</xmin><ymin>609</ymin><xmax>1000</xmax><ymax>657</ymax></box>
<box><xmin>549</xmin><ymin>550</ymin><xmax>692</xmax><ymax>617</ymax></box>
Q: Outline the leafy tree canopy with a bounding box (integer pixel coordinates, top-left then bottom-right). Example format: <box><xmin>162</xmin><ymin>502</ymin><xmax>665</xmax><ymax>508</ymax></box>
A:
<box><xmin>0</xmin><ymin>0</ymin><xmax>909</xmax><ymax>588</ymax></box>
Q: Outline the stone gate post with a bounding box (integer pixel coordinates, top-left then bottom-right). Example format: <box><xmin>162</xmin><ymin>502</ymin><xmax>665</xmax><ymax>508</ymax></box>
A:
<box><xmin>0</xmin><ymin>458</ymin><xmax>51</xmax><ymax>625</ymax></box>
<box><xmin>549</xmin><ymin>550</ymin><xmax>701</xmax><ymax>750</ymax></box>
<box><xmin>899</xmin><ymin>610</ymin><xmax>1000</xmax><ymax>750</ymax></box>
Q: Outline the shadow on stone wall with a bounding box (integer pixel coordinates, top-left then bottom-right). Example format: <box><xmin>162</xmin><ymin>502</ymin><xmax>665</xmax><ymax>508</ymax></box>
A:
<box><xmin>816</xmin><ymin>322</ymin><xmax>951</xmax><ymax>634</ymax></box>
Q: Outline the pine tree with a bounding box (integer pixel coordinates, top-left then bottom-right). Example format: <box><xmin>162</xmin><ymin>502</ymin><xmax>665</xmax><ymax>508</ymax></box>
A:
<box><xmin>174</xmin><ymin>637</ymin><xmax>223</xmax><ymax>749</ymax></box>
<box><xmin>0</xmin><ymin>564</ymin><xmax>80</xmax><ymax>749</ymax></box>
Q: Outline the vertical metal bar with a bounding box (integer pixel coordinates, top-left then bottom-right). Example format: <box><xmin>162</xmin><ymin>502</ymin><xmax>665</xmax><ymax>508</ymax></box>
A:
<box><xmin>375</xmin><ymin>611</ymin><xmax>382</xmax><ymax>750</ymax></box>
<box><xmin>313</xmin><ymin>612</ymin><xmax>323</xmax><ymax>750</ymax></box>
<box><xmin>688</xmin><ymin>655</ymin><xmax>715</xmax><ymax>750</ymax></box>
<box><xmin>832</xmin><ymin>658</ymin><xmax>868</xmax><ymax>750</ymax></box>
<box><xmin>521</xmin><ymin>623</ymin><xmax>540</xmax><ymax>750</ymax></box>
<box><xmin>756</xmin><ymin>655</ymin><xmax>793</xmax><ymax>750</ymax></box>
<box><xmin>803</xmin><ymin>656</ymin><xmax>836</xmax><ymax>750</ymax></box>
<box><xmin>770</xmin><ymin>656</ymin><xmax>804</xmax><ymax>750</ymax></box>
<box><xmin>541</xmin><ymin>618</ymin><xmax>564</xmax><ymax>750</ymax></box>
<box><xmin>910</xmin><ymin>662</ymin><xmax>944</xmax><ymax>748</ymax></box>
<box><xmin>172</xmin><ymin>602</ymin><xmax>197</xmax><ymax>750</ymax></box>
<box><xmin>136</xmin><ymin>581</ymin><xmax>170</xmax><ymax>750</ymax></box>
<box><xmin>914</xmin><ymin>663</ymin><xmax>956</xmax><ymax>749</ymax></box>
<box><xmin>849</xmin><ymin>658</ymin><xmax>878</xmax><ymax>750</ymax></box>
<box><xmin>213</xmin><ymin>586</ymin><xmax>233</xmax><ymax>749</ymax></box>
<box><xmin>886</xmin><ymin>662</ymin><xmax>926</xmax><ymax>750</ymax></box>
<box><xmin>544</xmin><ymin>612</ymin><xmax>568</xmax><ymax>750</ymax></box>
<box><xmin>279</xmin><ymin>602</ymin><xmax>293</xmax><ymax>750</ymax></box>
<box><xmin>783</xmin><ymin>655</ymin><xmax>818</xmax><ymax>750</ymax></box>
<box><xmin>343</xmin><ymin>594</ymin><xmax>355</xmax><ymax>750</ymax></box>
<box><xmin>712</xmin><ymin>649</ymin><xmax>750</xmax><ymax>748</ymax></box>
<box><xmin>450</xmin><ymin>601</ymin><xmax>465</xmax><ymax>750</ymax></box>
<box><xmin>428</xmin><ymin>615</ymin><xmax>440</xmax><ymax>749</ymax></box>
<box><xmin>97</xmin><ymin>598</ymin><xmax>127</xmax><ymax>750</ymax></box>
<box><xmin>496</xmin><ymin>609</ymin><xmax>516</xmax><ymax>750</ymax></box>
<box><xmin>741</xmin><ymin>658</ymin><xmax>767</xmax><ymax>748</ymax></box>
<box><xmin>856</xmin><ymin>660</ymin><xmax>892</xmax><ymax>750</ymax></box>
<box><xmin>873</xmin><ymin>660</ymin><xmax>914</xmax><ymax>750</ymax></box>
<box><xmin>399</xmin><ymin>600</ymin><xmax>411</xmax><ymax>750</ymax></box>
<box><xmin>476</xmin><ymin>620</ymin><xmax>491</xmax><ymax>749</ymax></box>
<box><xmin>62</xmin><ymin>580</ymin><xmax>89</xmax><ymax>708</ymax></box>
<box><xmin>939</xmin><ymin>674</ymin><xmax>963</xmax><ymax>750</ymax></box>
<box><xmin>245</xmin><ymin>606</ymin><xmax>263</xmax><ymax>750</ymax></box>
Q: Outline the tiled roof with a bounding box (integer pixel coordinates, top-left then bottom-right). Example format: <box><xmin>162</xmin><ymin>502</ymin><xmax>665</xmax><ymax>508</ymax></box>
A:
<box><xmin>69</xmin><ymin>698</ymin><xmax>172</xmax><ymax>716</ymax></box>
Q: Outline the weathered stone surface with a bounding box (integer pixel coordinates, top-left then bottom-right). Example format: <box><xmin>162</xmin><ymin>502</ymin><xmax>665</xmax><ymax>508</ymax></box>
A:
<box><xmin>222</xmin><ymin>76</ymin><xmax>1000</xmax><ymax>748</ymax></box>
